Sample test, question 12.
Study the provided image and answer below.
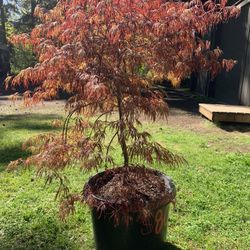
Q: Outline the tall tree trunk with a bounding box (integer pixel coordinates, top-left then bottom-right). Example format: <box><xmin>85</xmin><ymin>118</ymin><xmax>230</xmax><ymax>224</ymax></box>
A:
<box><xmin>116</xmin><ymin>84</ymin><xmax>129</xmax><ymax>167</ymax></box>
<box><xmin>30</xmin><ymin>0</ymin><xmax>37</xmax><ymax>28</ymax></box>
<box><xmin>0</xmin><ymin>0</ymin><xmax>10</xmax><ymax>93</ymax></box>
<box><xmin>0</xmin><ymin>0</ymin><xmax>7</xmax><ymax>45</ymax></box>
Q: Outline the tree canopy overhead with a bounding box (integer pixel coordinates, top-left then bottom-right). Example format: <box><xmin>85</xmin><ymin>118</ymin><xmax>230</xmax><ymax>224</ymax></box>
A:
<box><xmin>11</xmin><ymin>0</ymin><xmax>239</xmax><ymax>98</ymax></box>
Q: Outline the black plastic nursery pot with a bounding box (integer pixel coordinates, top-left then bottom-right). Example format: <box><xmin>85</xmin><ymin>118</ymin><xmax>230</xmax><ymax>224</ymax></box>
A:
<box><xmin>84</xmin><ymin>167</ymin><xmax>176</xmax><ymax>250</ymax></box>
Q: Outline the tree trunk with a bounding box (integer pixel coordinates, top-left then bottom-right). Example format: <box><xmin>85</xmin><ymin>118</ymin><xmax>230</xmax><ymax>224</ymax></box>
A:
<box><xmin>0</xmin><ymin>0</ymin><xmax>7</xmax><ymax>45</ymax></box>
<box><xmin>0</xmin><ymin>0</ymin><xmax>10</xmax><ymax>94</ymax></box>
<box><xmin>30</xmin><ymin>0</ymin><xmax>37</xmax><ymax>28</ymax></box>
<box><xmin>116</xmin><ymin>84</ymin><xmax>129</xmax><ymax>167</ymax></box>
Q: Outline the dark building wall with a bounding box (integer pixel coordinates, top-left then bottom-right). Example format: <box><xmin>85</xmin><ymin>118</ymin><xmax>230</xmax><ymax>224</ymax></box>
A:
<box><xmin>239</xmin><ymin>5</ymin><xmax>250</xmax><ymax>105</ymax></box>
<box><xmin>194</xmin><ymin>3</ymin><xmax>250</xmax><ymax>106</ymax></box>
<box><xmin>213</xmin><ymin>4</ymin><xmax>250</xmax><ymax>105</ymax></box>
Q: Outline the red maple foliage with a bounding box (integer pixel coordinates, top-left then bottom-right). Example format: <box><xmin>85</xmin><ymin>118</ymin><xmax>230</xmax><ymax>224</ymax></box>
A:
<box><xmin>8</xmin><ymin>0</ymin><xmax>239</xmax><ymax>218</ymax></box>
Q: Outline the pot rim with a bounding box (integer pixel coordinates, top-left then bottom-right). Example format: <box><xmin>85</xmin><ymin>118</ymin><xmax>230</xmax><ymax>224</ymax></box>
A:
<box><xmin>84</xmin><ymin>166</ymin><xmax>176</xmax><ymax>207</ymax></box>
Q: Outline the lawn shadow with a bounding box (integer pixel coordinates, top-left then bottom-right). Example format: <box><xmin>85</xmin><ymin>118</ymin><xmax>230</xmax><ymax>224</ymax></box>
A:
<box><xmin>0</xmin><ymin>114</ymin><xmax>63</xmax><ymax>139</ymax></box>
<box><xmin>0</xmin><ymin>216</ymin><xmax>80</xmax><ymax>250</ymax></box>
<box><xmin>157</xmin><ymin>242</ymin><xmax>183</xmax><ymax>250</ymax></box>
<box><xmin>0</xmin><ymin>144</ymin><xmax>31</xmax><ymax>172</ymax></box>
<box><xmin>216</xmin><ymin>122</ymin><xmax>250</xmax><ymax>133</ymax></box>
<box><xmin>0</xmin><ymin>113</ymin><xmax>64</xmax><ymax>172</ymax></box>
<box><xmin>0</xmin><ymin>113</ymin><xmax>63</xmax><ymax>129</ymax></box>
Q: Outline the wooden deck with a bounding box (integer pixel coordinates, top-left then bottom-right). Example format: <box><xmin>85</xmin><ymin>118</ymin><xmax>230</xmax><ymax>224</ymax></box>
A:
<box><xmin>199</xmin><ymin>103</ymin><xmax>250</xmax><ymax>123</ymax></box>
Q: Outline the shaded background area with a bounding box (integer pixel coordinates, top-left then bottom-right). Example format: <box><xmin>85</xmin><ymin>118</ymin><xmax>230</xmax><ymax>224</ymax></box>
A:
<box><xmin>192</xmin><ymin>0</ymin><xmax>250</xmax><ymax>106</ymax></box>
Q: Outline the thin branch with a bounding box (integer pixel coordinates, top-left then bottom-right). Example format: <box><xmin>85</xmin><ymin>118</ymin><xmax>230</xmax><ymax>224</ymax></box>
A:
<box><xmin>105</xmin><ymin>130</ymin><xmax>119</xmax><ymax>168</ymax></box>
<box><xmin>62</xmin><ymin>108</ymin><xmax>78</xmax><ymax>143</ymax></box>
<box><xmin>89</xmin><ymin>109</ymin><xmax>114</xmax><ymax>138</ymax></box>
<box><xmin>62</xmin><ymin>99</ymin><xmax>107</xmax><ymax>143</ymax></box>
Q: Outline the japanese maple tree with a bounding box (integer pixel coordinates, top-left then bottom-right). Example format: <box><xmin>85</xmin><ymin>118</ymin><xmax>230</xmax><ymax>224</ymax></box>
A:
<box><xmin>8</xmin><ymin>0</ymin><xmax>239</xmax><ymax>217</ymax></box>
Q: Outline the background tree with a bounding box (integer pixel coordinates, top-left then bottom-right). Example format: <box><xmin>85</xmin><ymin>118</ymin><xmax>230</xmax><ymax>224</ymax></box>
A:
<box><xmin>0</xmin><ymin>0</ymin><xmax>58</xmax><ymax>92</ymax></box>
<box><xmin>0</xmin><ymin>0</ymin><xmax>7</xmax><ymax>44</ymax></box>
<box><xmin>0</xmin><ymin>0</ymin><xmax>10</xmax><ymax>93</ymax></box>
<box><xmin>9</xmin><ymin>0</ymin><xmax>57</xmax><ymax>76</ymax></box>
<box><xmin>13</xmin><ymin>0</ymin><xmax>58</xmax><ymax>32</ymax></box>
<box><xmin>8</xmin><ymin>0</ymin><xmax>239</xmax><ymax>217</ymax></box>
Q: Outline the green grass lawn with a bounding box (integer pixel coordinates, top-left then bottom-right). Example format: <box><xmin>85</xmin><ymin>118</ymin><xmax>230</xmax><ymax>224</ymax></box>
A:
<box><xmin>0</xmin><ymin>111</ymin><xmax>249</xmax><ymax>249</ymax></box>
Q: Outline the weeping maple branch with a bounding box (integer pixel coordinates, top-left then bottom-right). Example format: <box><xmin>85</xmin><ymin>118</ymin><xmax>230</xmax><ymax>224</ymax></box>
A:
<box><xmin>63</xmin><ymin>98</ymin><xmax>108</xmax><ymax>143</ymax></box>
<box><xmin>105</xmin><ymin>130</ymin><xmax>119</xmax><ymax>168</ymax></box>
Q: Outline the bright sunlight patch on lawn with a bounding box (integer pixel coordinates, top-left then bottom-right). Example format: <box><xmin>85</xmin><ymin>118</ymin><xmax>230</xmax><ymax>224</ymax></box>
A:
<box><xmin>0</xmin><ymin>108</ymin><xmax>249</xmax><ymax>249</ymax></box>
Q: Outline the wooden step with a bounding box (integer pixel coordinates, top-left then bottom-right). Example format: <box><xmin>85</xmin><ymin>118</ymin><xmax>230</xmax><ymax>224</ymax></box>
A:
<box><xmin>199</xmin><ymin>103</ymin><xmax>250</xmax><ymax>123</ymax></box>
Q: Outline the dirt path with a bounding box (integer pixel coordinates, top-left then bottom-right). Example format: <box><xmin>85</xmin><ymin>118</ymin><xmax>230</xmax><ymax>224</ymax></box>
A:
<box><xmin>0</xmin><ymin>96</ymin><xmax>65</xmax><ymax>116</ymax></box>
<box><xmin>1</xmin><ymin>91</ymin><xmax>249</xmax><ymax>153</ymax></box>
<box><xmin>164</xmin><ymin>88</ymin><xmax>250</xmax><ymax>153</ymax></box>
<box><xmin>166</xmin><ymin>88</ymin><xmax>250</xmax><ymax>134</ymax></box>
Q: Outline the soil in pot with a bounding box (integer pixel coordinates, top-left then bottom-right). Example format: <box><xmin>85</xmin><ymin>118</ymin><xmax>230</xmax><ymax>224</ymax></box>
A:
<box><xmin>84</xmin><ymin>166</ymin><xmax>176</xmax><ymax>250</ymax></box>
